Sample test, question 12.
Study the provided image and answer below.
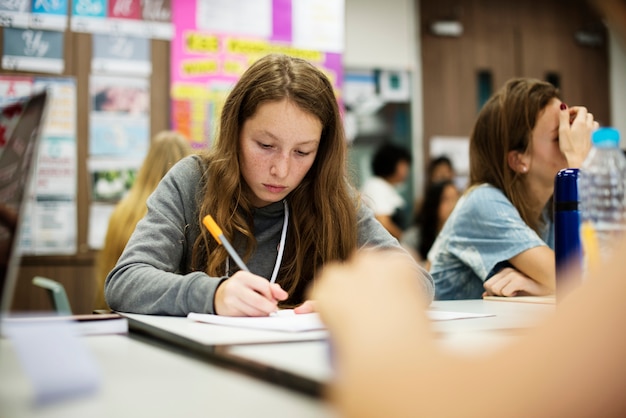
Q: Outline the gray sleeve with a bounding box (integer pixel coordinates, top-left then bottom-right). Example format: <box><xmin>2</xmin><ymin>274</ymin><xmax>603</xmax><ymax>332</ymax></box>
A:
<box><xmin>104</xmin><ymin>155</ymin><xmax>224</xmax><ymax>316</ymax></box>
<box><xmin>357</xmin><ymin>203</ymin><xmax>435</xmax><ymax>303</ymax></box>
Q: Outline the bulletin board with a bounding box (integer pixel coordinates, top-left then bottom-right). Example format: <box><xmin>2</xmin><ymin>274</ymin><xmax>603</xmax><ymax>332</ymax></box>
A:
<box><xmin>0</xmin><ymin>0</ymin><xmax>173</xmax><ymax>313</ymax></box>
<box><xmin>170</xmin><ymin>0</ymin><xmax>345</xmax><ymax>148</ymax></box>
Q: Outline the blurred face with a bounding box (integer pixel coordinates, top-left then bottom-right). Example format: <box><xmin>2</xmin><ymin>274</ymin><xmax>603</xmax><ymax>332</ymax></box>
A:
<box><xmin>239</xmin><ymin>99</ymin><xmax>322</xmax><ymax>207</ymax></box>
<box><xmin>438</xmin><ymin>184</ymin><xmax>460</xmax><ymax>228</ymax></box>
<box><xmin>526</xmin><ymin>98</ymin><xmax>567</xmax><ymax>192</ymax></box>
<box><xmin>430</xmin><ymin>163</ymin><xmax>454</xmax><ymax>183</ymax></box>
<box><xmin>391</xmin><ymin>160</ymin><xmax>411</xmax><ymax>185</ymax></box>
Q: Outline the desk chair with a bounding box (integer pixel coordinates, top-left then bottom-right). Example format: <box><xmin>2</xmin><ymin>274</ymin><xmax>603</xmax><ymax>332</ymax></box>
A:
<box><xmin>32</xmin><ymin>276</ymin><xmax>72</xmax><ymax>315</ymax></box>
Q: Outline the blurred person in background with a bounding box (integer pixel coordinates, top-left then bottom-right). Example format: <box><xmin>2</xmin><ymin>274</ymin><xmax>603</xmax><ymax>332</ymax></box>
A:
<box><xmin>426</xmin><ymin>155</ymin><xmax>455</xmax><ymax>185</ymax></box>
<box><xmin>360</xmin><ymin>143</ymin><xmax>413</xmax><ymax>240</ymax></box>
<box><xmin>94</xmin><ymin>130</ymin><xmax>192</xmax><ymax>310</ymax></box>
<box><xmin>413</xmin><ymin>179</ymin><xmax>460</xmax><ymax>268</ymax></box>
<box><xmin>403</xmin><ymin>155</ymin><xmax>457</xmax><ymax>258</ymax></box>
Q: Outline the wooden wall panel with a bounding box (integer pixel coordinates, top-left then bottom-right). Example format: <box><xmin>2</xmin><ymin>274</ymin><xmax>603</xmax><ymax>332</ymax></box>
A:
<box><xmin>420</xmin><ymin>0</ymin><xmax>610</xmax><ymax>157</ymax></box>
<box><xmin>468</xmin><ymin>0</ymin><xmax>519</xmax><ymax>87</ymax></box>
<box><xmin>517</xmin><ymin>1</ymin><xmax>610</xmax><ymax>125</ymax></box>
<box><xmin>75</xmin><ymin>33</ymin><xmax>91</xmax><ymax>255</ymax></box>
<box><xmin>14</xmin><ymin>260</ymin><xmax>97</xmax><ymax>314</ymax></box>
<box><xmin>150</xmin><ymin>39</ymin><xmax>170</xmax><ymax>135</ymax></box>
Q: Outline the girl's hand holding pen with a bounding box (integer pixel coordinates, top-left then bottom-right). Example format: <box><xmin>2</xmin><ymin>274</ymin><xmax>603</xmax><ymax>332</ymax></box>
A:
<box><xmin>203</xmin><ymin>214</ymin><xmax>287</xmax><ymax>316</ymax></box>
<box><xmin>214</xmin><ymin>271</ymin><xmax>288</xmax><ymax>316</ymax></box>
<box><xmin>558</xmin><ymin>103</ymin><xmax>597</xmax><ymax>168</ymax></box>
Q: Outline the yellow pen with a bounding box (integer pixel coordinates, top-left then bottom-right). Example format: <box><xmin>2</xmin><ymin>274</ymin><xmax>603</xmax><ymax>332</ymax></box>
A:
<box><xmin>202</xmin><ymin>215</ymin><xmax>250</xmax><ymax>272</ymax></box>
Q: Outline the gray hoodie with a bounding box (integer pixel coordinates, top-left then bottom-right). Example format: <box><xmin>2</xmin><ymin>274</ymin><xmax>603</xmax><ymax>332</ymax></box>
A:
<box><xmin>105</xmin><ymin>155</ymin><xmax>434</xmax><ymax>315</ymax></box>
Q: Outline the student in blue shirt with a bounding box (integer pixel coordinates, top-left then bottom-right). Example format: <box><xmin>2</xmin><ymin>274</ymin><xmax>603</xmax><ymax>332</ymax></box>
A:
<box><xmin>427</xmin><ymin>78</ymin><xmax>598</xmax><ymax>299</ymax></box>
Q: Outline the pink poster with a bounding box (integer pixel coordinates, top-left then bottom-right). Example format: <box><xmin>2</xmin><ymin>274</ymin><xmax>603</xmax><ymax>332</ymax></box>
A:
<box><xmin>170</xmin><ymin>0</ymin><xmax>343</xmax><ymax>148</ymax></box>
<box><xmin>108</xmin><ymin>0</ymin><xmax>142</xmax><ymax>20</ymax></box>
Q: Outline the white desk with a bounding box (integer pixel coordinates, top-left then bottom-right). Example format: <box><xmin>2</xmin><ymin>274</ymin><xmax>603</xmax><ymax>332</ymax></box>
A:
<box><xmin>0</xmin><ymin>334</ymin><xmax>336</xmax><ymax>418</ymax></box>
<box><xmin>0</xmin><ymin>299</ymin><xmax>555</xmax><ymax>418</ymax></box>
<box><xmin>224</xmin><ymin>299</ymin><xmax>555</xmax><ymax>384</ymax></box>
<box><xmin>431</xmin><ymin>298</ymin><xmax>555</xmax><ymax>354</ymax></box>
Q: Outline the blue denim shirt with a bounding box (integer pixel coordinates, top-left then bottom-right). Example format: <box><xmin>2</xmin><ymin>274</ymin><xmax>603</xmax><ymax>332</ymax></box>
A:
<box><xmin>428</xmin><ymin>184</ymin><xmax>554</xmax><ymax>300</ymax></box>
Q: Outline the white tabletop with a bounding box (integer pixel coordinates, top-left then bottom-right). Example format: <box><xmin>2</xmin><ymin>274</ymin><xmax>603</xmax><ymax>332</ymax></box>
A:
<box><xmin>224</xmin><ymin>298</ymin><xmax>556</xmax><ymax>383</ymax></box>
<box><xmin>430</xmin><ymin>298</ymin><xmax>555</xmax><ymax>354</ymax></box>
<box><xmin>0</xmin><ymin>334</ymin><xmax>336</xmax><ymax>418</ymax></box>
<box><xmin>0</xmin><ymin>298</ymin><xmax>555</xmax><ymax>418</ymax></box>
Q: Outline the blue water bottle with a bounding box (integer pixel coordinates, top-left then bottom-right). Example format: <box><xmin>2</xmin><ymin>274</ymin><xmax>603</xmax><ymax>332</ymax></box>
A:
<box><xmin>554</xmin><ymin>168</ymin><xmax>582</xmax><ymax>300</ymax></box>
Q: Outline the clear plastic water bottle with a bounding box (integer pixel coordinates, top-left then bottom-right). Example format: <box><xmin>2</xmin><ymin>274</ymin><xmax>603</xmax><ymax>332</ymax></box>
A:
<box><xmin>579</xmin><ymin>127</ymin><xmax>626</xmax><ymax>268</ymax></box>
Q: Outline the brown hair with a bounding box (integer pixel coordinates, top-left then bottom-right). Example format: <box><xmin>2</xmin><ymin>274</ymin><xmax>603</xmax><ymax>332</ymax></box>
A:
<box><xmin>191</xmin><ymin>53</ymin><xmax>358</xmax><ymax>306</ymax></box>
<box><xmin>95</xmin><ymin>130</ymin><xmax>193</xmax><ymax>309</ymax></box>
<box><xmin>468</xmin><ymin>78</ymin><xmax>559</xmax><ymax>232</ymax></box>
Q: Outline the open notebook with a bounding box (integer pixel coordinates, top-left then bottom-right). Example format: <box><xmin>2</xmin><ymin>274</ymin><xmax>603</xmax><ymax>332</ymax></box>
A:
<box><xmin>0</xmin><ymin>91</ymin><xmax>48</xmax><ymax>320</ymax></box>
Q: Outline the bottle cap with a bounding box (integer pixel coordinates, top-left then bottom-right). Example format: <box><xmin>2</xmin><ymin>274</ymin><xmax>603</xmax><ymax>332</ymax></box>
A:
<box><xmin>592</xmin><ymin>127</ymin><xmax>620</xmax><ymax>148</ymax></box>
<box><xmin>554</xmin><ymin>168</ymin><xmax>579</xmax><ymax>206</ymax></box>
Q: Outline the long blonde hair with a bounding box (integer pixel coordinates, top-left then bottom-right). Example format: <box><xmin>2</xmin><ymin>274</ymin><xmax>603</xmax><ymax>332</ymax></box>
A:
<box><xmin>191</xmin><ymin>53</ymin><xmax>359</xmax><ymax>306</ymax></box>
<box><xmin>95</xmin><ymin>131</ymin><xmax>193</xmax><ymax>309</ymax></box>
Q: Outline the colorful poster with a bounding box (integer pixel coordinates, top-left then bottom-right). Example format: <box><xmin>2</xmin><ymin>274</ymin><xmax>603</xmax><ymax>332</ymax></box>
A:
<box><xmin>92</xmin><ymin>33</ymin><xmax>151</xmax><ymax>76</ymax></box>
<box><xmin>105</xmin><ymin>0</ymin><xmax>146</xmax><ymax>36</ymax></box>
<box><xmin>32</xmin><ymin>0</ymin><xmax>68</xmax><ymax>14</ymax></box>
<box><xmin>170</xmin><ymin>0</ymin><xmax>344</xmax><ymax>148</ymax></box>
<box><xmin>141</xmin><ymin>0</ymin><xmax>172</xmax><ymax>39</ymax></box>
<box><xmin>0</xmin><ymin>0</ymin><xmax>30</xmax><ymax>27</ymax></box>
<box><xmin>0</xmin><ymin>75</ymin><xmax>34</xmax><ymax>105</ymax></box>
<box><xmin>196</xmin><ymin>0</ymin><xmax>272</xmax><ymax>38</ymax></box>
<box><xmin>90</xmin><ymin>75</ymin><xmax>149</xmax><ymax>115</ymax></box>
<box><xmin>33</xmin><ymin>136</ymin><xmax>76</xmax><ymax>196</ymax></box>
<box><xmin>35</xmin><ymin>77</ymin><xmax>76</xmax><ymax>136</ymax></box>
<box><xmin>71</xmin><ymin>0</ymin><xmax>109</xmax><ymax>32</ymax></box>
<box><xmin>292</xmin><ymin>0</ymin><xmax>344</xmax><ymax>53</ymax></box>
<box><xmin>88</xmin><ymin>157</ymin><xmax>140</xmax><ymax>202</ymax></box>
<box><xmin>0</xmin><ymin>0</ymin><xmax>30</xmax><ymax>12</ymax></box>
<box><xmin>16</xmin><ymin>77</ymin><xmax>78</xmax><ymax>255</ymax></box>
<box><xmin>71</xmin><ymin>0</ymin><xmax>172</xmax><ymax>38</ymax></box>
<box><xmin>142</xmin><ymin>0</ymin><xmax>170</xmax><ymax>22</ymax></box>
<box><xmin>2</xmin><ymin>28</ymin><xmax>64</xmax><ymax>73</ymax></box>
<box><xmin>72</xmin><ymin>0</ymin><xmax>107</xmax><ymax>17</ymax></box>
<box><xmin>89</xmin><ymin>75</ymin><xmax>149</xmax><ymax>157</ymax></box>
<box><xmin>0</xmin><ymin>76</ymin><xmax>33</xmax><ymax>152</ymax></box>
<box><xmin>0</xmin><ymin>0</ymin><xmax>68</xmax><ymax>30</ymax></box>
<box><xmin>89</xmin><ymin>116</ymin><xmax>148</xmax><ymax>157</ymax></box>
<box><xmin>88</xmin><ymin>202</ymin><xmax>114</xmax><ymax>249</ymax></box>
<box><xmin>108</xmin><ymin>0</ymin><xmax>141</xmax><ymax>20</ymax></box>
<box><xmin>30</xmin><ymin>0</ymin><xmax>68</xmax><ymax>31</ymax></box>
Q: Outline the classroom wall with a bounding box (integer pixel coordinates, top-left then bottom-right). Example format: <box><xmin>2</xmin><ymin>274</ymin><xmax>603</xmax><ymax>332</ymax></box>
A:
<box><xmin>344</xmin><ymin>0</ymin><xmax>426</xmax><ymax>197</ymax></box>
<box><xmin>5</xmin><ymin>32</ymin><xmax>171</xmax><ymax>315</ymax></box>
<box><xmin>609</xmin><ymin>29</ymin><xmax>626</xmax><ymax>143</ymax></box>
<box><xmin>344</xmin><ymin>0</ymin><xmax>417</xmax><ymax>69</ymax></box>
<box><xmin>345</xmin><ymin>0</ymin><xmax>626</xmax><ymax>194</ymax></box>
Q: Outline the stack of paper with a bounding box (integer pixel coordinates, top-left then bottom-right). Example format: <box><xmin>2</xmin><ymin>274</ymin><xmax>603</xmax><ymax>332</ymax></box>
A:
<box><xmin>188</xmin><ymin>309</ymin><xmax>495</xmax><ymax>333</ymax></box>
